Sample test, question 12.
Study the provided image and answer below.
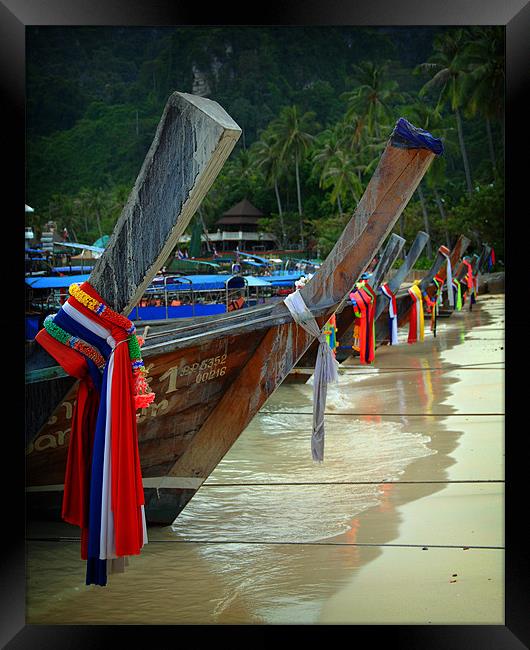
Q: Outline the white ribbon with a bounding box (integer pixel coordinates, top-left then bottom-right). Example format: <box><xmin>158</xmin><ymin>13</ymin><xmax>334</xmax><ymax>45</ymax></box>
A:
<box><xmin>380</xmin><ymin>284</ymin><xmax>399</xmax><ymax>345</ymax></box>
<box><xmin>284</xmin><ymin>290</ymin><xmax>339</xmax><ymax>462</ymax></box>
<box><xmin>441</xmin><ymin>253</ymin><xmax>454</xmax><ymax>306</ymax></box>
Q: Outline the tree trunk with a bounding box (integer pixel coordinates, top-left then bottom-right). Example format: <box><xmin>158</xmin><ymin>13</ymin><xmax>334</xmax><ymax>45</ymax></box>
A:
<box><xmin>485</xmin><ymin>116</ymin><xmax>497</xmax><ymax>178</ymax></box>
<box><xmin>95</xmin><ymin>207</ymin><xmax>103</xmax><ymax>238</ymax></box>
<box><xmin>433</xmin><ymin>186</ymin><xmax>451</xmax><ymax>249</ymax></box>
<box><xmin>336</xmin><ymin>193</ymin><xmax>343</xmax><ymax>223</ymax></box>
<box><xmin>198</xmin><ymin>208</ymin><xmax>211</xmax><ymax>253</ymax></box>
<box><xmin>455</xmin><ymin>107</ymin><xmax>473</xmax><ymax>195</ymax></box>
<box><xmin>295</xmin><ymin>155</ymin><xmax>305</xmax><ymax>250</ymax></box>
<box><xmin>417</xmin><ymin>184</ymin><xmax>433</xmax><ymax>258</ymax></box>
<box><xmin>274</xmin><ymin>180</ymin><xmax>286</xmax><ymax>248</ymax></box>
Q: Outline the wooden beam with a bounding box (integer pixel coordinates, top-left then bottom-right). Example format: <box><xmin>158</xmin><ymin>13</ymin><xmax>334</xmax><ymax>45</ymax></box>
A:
<box><xmin>88</xmin><ymin>92</ymin><xmax>241</xmax><ymax>315</ymax></box>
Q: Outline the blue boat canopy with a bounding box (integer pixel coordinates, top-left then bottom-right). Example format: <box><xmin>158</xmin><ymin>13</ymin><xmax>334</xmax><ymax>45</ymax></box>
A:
<box><xmin>25</xmin><ymin>274</ymin><xmax>90</xmax><ymax>289</ymax></box>
<box><xmin>145</xmin><ymin>274</ymin><xmax>251</xmax><ymax>292</ymax></box>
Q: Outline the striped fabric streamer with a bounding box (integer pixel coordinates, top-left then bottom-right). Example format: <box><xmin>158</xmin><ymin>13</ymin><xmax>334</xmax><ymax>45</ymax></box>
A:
<box><xmin>35</xmin><ymin>281</ymin><xmax>149</xmax><ymax>586</ymax></box>
<box><xmin>407</xmin><ymin>283</ymin><xmax>424</xmax><ymax>344</ymax></box>
<box><xmin>380</xmin><ymin>283</ymin><xmax>399</xmax><ymax>345</ymax></box>
<box><xmin>349</xmin><ymin>282</ymin><xmax>377</xmax><ymax>364</ymax></box>
<box><xmin>488</xmin><ymin>247</ymin><xmax>496</xmax><ymax>271</ymax></box>
<box><xmin>452</xmin><ymin>278</ymin><xmax>463</xmax><ymax>311</ymax></box>
<box><xmin>440</xmin><ymin>247</ymin><xmax>454</xmax><ymax>307</ymax></box>
<box><xmin>432</xmin><ymin>276</ymin><xmax>443</xmax><ymax>307</ymax></box>
<box><xmin>462</xmin><ymin>258</ymin><xmax>477</xmax><ymax>308</ymax></box>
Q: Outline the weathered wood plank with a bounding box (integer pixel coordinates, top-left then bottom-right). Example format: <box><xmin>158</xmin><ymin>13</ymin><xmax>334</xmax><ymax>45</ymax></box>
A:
<box><xmin>88</xmin><ymin>92</ymin><xmax>241</xmax><ymax>315</ymax></box>
<box><xmin>25</xmin><ymin>92</ymin><xmax>241</xmax><ymax>444</ymax></box>
<box><xmin>372</xmin><ymin>233</ymin><xmax>407</xmax><ymax>286</ymax></box>
<box><xmin>167</xmin><ymin>146</ymin><xmax>437</xmax><ymax>483</ymax></box>
<box><xmin>332</xmin><ymin>232</ymin><xmax>405</xmax><ymax>356</ymax></box>
<box><xmin>373</xmin><ymin>230</ymin><xmax>429</xmax><ymax>320</ymax></box>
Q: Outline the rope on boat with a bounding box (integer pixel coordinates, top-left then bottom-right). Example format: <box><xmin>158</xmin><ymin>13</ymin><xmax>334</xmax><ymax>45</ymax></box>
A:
<box><xmin>26</xmin><ymin>537</ymin><xmax>504</xmax><ymax>550</ymax></box>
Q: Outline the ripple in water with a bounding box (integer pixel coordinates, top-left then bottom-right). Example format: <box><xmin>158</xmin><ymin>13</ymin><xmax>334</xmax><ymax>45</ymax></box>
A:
<box><xmin>169</xmin><ymin>410</ymin><xmax>436</xmax><ymax>622</ymax></box>
<box><xmin>171</xmin><ymin>413</ymin><xmax>436</xmax><ymax>543</ymax></box>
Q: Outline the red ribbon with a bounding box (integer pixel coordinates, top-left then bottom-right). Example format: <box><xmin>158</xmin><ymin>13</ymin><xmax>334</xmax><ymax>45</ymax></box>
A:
<box><xmin>35</xmin><ymin>329</ymin><xmax>100</xmax><ymax>559</ymax></box>
<box><xmin>350</xmin><ymin>284</ymin><xmax>376</xmax><ymax>364</ymax></box>
<box><xmin>79</xmin><ymin>282</ymin><xmax>145</xmax><ymax>557</ymax></box>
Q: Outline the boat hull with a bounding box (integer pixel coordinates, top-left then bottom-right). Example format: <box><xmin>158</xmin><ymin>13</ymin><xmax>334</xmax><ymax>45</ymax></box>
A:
<box><xmin>26</xmin><ymin>130</ymin><xmax>439</xmax><ymax>526</ymax></box>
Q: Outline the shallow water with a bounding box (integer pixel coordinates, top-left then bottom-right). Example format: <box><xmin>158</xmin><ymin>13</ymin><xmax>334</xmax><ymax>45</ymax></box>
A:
<box><xmin>25</xmin><ymin>295</ymin><xmax>504</xmax><ymax>625</ymax></box>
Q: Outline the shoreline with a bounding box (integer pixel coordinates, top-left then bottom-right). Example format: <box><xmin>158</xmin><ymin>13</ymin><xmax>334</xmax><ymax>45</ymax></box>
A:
<box><xmin>318</xmin><ymin>294</ymin><xmax>504</xmax><ymax>624</ymax></box>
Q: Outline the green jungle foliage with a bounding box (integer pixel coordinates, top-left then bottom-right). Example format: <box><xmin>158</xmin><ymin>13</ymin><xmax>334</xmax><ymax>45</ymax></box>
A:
<box><xmin>26</xmin><ymin>26</ymin><xmax>504</xmax><ymax>265</ymax></box>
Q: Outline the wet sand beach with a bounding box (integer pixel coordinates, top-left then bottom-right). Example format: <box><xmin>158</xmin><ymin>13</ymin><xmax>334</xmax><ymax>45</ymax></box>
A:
<box><xmin>25</xmin><ymin>294</ymin><xmax>504</xmax><ymax>625</ymax></box>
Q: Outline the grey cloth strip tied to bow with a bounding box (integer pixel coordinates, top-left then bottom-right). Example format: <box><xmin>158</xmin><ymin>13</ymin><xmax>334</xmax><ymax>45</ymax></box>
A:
<box><xmin>284</xmin><ymin>290</ymin><xmax>339</xmax><ymax>461</ymax></box>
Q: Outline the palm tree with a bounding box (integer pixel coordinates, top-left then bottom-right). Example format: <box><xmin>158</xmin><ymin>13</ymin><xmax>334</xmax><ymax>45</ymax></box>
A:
<box><xmin>319</xmin><ymin>150</ymin><xmax>363</xmax><ymax>223</ymax></box>
<box><xmin>250</xmin><ymin>129</ymin><xmax>287</xmax><ymax>247</ymax></box>
<box><xmin>342</xmin><ymin>61</ymin><xmax>404</xmax><ymax>140</ymax></box>
<box><xmin>46</xmin><ymin>194</ymin><xmax>80</xmax><ymax>243</ymax></box>
<box><xmin>401</xmin><ymin>102</ymin><xmax>456</xmax><ymax>250</ymax></box>
<box><xmin>462</xmin><ymin>26</ymin><xmax>505</xmax><ymax>177</ymax></box>
<box><xmin>269</xmin><ymin>105</ymin><xmax>316</xmax><ymax>250</ymax></box>
<box><xmin>76</xmin><ymin>187</ymin><xmax>107</xmax><ymax>239</ymax></box>
<box><xmin>417</xmin><ymin>29</ymin><xmax>474</xmax><ymax>195</ymax></box>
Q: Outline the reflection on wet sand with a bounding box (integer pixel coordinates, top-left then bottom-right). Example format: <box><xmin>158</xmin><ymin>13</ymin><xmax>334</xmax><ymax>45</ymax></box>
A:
<box><xmin>25</xmin><ymin>296</ymin><xmax>503</xmax><ymax>624</ymax></box>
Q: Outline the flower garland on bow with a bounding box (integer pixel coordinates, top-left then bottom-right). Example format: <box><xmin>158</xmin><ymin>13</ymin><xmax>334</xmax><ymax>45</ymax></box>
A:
<box><xmin>322</xmin><ymin>313</ymin><xmax>338</xmax><ymax>355</ymax></box>
<box><xmin>69</xmin><ymin>282</ymin><xmax>155</xmax><ymax>409</ymax></box>
<box><xmin>294</xmin><ymin>273</ymin><xmax>314</xmax><ymax>290</ymax></box>
<box><xmin>35</xmin><ymin>281</ymin><xmax>154</xmax><ymax>587</ymax></box>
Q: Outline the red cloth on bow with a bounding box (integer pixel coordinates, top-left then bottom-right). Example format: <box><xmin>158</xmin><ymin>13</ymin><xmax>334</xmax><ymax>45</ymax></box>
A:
<box><xmin>35</xmin><ymin>329</ymin><xmax>99</xmax><ymax>559</ymax></box>
<box><xmin>350</xmin><ymin>284</ymin><xmax>376</xmax><ymax>364</ymax></box>
<box><xmin>77</xmin><ymin>282</ymin><xmax>145</xmax><ymax>557</ymax></box>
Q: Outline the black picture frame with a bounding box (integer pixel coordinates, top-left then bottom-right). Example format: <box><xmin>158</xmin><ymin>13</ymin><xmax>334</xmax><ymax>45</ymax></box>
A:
<box><xmin>8</xmin><ymin>0</ymin><xmax>527</xmax><ymax>646</ymax></box>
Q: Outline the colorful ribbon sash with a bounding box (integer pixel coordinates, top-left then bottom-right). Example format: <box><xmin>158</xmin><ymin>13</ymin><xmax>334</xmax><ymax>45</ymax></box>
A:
<box><xmin>440</xmin><ymin>248</ymin><xmax>454</xmax><ymax>307</ymax></box>
<box><xmin>423</xmin><ymin>291</ymin><xmax>438</xmax><ymax>336</ymax></box>
<box><xmin>488</xmin><ymin>247</ymin><xmax>496</xmax><ymax>271</ymax></box>
<box><xmin>323</xmin><ymin>314</ymin><xmax>338</xmax><ymax>354</ymax></box>
<box><xmin>407</xmin><ymin>282</ymin><xmax>424</xmax><ymax>344</ymax></box>
<box><xmin>380</xmin><ymin>283</ymin><xmax>399</xmax><ymax>345</ymax></box>
<box><xmin>426</xmin><ymin>276</ymin><xmax>443</xmax><ymax>337</ymax></box>
<box><xmin>35</xmin><ymin>281</ymin><xmax>154</xmax><ymax>586</ymax></box>
<box><xmin>350</xmin><ymin>281</ymin><xmax>376</xmax><ymax>364</ymax></box>
<box><xmin>462</xmin><ymin>258</ymin><xmax>477</xmax><ymax>307</ymax></box>
<box><xmin>452</xmin><ymin>278</ymin><xmax>463</xmax><ymax>310</ymax></box>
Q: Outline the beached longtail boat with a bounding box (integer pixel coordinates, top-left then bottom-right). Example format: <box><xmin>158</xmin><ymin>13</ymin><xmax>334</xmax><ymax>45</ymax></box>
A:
<box><xmin>277</xmin><ymin>232</ymin><xmax>470</xmax><ymax>378</ymax></box>
<box><xmin>288</xmin><ymin>232</ymin><xmax>407</xmax><ymax>378</ymax></box>
<box><xmin>25</xmin><ymin>92</ymin><xmax>242</xmax><ymax>447</ymax></box>
<box><xmin>439</xmin><ymin>242</ymin><xmax>489</xmax><ymax>314</ymax></box>
<box><xmin>376</xmin><ymin>233</ymin><xmax>472</xmax><ymax>341</ymax></box>
<box><xmin>26</xmin><ymin>116</ymin><xmax>443</xmax><ymax>526</ymax></box>
<box><xmin>333</xmin><ymin>230</ymin><xmax>429</xmax><ymax>362</ymax></box>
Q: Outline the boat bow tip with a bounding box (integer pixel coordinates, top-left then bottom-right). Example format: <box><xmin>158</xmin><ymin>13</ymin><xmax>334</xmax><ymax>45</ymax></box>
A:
<box><xmin>391</xmin><ymin>117</ymin><xmax>444</xmax><ymax>155</ymax></box>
